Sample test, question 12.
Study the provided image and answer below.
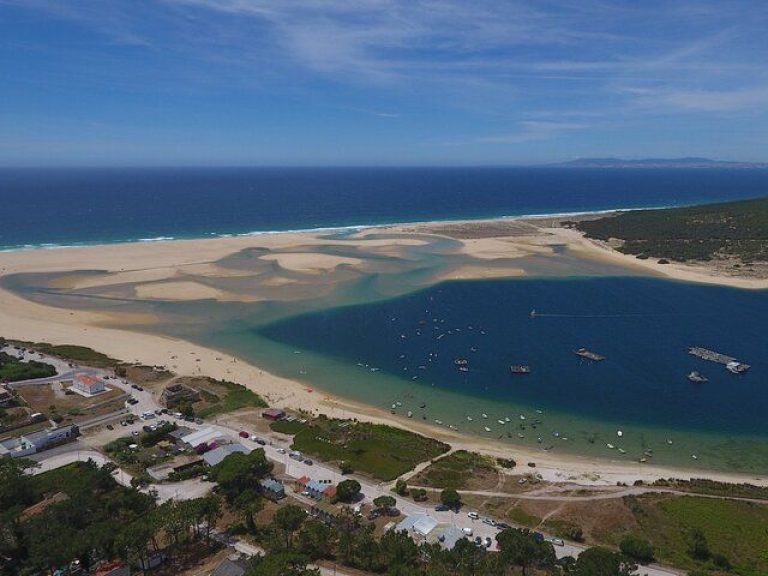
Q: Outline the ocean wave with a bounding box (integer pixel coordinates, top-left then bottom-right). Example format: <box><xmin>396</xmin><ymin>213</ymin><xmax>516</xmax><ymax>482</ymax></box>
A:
<box><xmin>0</xmin><ymin>204</ymin><xmax>678</xmax><ymax>253</ymax></box>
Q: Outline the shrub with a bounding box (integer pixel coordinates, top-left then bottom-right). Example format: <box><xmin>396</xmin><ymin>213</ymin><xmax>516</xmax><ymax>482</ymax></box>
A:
<box><xmin>619</xmin><ymin>535</ymin><xmax>654</xmax><ymax>563</ymax></box>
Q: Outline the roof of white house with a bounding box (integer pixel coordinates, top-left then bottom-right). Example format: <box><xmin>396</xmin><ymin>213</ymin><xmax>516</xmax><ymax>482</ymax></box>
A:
<box><xmin>395</xmin><ymin>514</ymin><xmax>438</xmax><ymax>536</ymax></box>
<box><xmin>180</xmin><ymin>427</ymin><xmax>223</xmax><ymax>448</ymax></box>
<box><xmin>203</xmin><ymin>443</ymin><xmax>251</xmax><ymax>467</ymax></box>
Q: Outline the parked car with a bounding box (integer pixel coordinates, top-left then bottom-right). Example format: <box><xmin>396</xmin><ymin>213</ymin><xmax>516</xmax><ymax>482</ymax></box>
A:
<box><xmin>289</xmin><ymin>452</ymin><xmax>303</xmax><ymax>461</ymax></box>
<box><xmin>495</xmin><ymin>522</ymin><xmax>511</xmax><ymax>530</ymax></box>
<box><xmin>250</xmin><ymin>436</ymin><xmax>267</xmax><ymax>445</ymax></box>
<box><xmin>533</xmin><ymin>532</ymin><xmax>544</xmax><ymax>542</ymax></box>
<box><xmin>484</xmin><ymin>537</ymin><xmax>493</xmax><ymax>548</ymax></box>
<box><xmin>142</xmin><ymin>425</ymin><xmax>153</xmax><ymax>433</ymax></box>
<box><xmin>434</xmin><ymin>504</ymin><xmax>450</xmax><ymax>512</ymax></box>
<box><xmin>276</xmin><ymin>448</ymin><xmax>286</xmax><ymax>454</ymax></box>
<box><xmin>548</xmin><ymin>537</ymin><xmax>564</xmax><ymax>547</ymax></box>
<box><xmin>482</xmin><ymin>517</ymin><xmax>496</xmax><ymax>527</ymax></box>
<box><xmin>239</xmin><ymin>431</ymin><xmax>250</xmax><ymax>439</ymax></box>
<box><xmin>131</xmin><ymin>384</ymin><xmax>139</xmax><ymax>390</ymax></box>
<box><xmin>367</xmin><ymin>510</ymin><xmax>380</xmax><ymax>520</ymax></box>
<box><xmin>303</xmin><ymin>458</ymin><xmax>313</xmax><ymax>465</ymax></box>
<box><xmin>461</xmin><ymin>527</ymin><xmax>473</xmax><ymax>536</ymax></box>
<box><xmin>106</xmin><ymin>424</ymin><xmax>114</xmax><ymax>430</ymax></box>
<box><xmin>467</xmin><ymin>512</ymin><xmax>479</xmax><ymax>520</ymax></box>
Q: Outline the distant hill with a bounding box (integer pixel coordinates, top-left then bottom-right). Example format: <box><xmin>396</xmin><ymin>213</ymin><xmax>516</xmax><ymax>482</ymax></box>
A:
<box><xmin>572</xmin><ymin>196</ymin><xmax>768</xmax><ymax>263</ymax></box>
<box><xmin>552</xmin><ymin>157</ymin><xmax>768</xmax><ymax>169</ymax></box>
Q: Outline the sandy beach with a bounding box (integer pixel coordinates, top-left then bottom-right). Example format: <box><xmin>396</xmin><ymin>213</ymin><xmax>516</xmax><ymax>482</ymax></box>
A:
<box><xmin>1</xmin><ymin>215</ymin><xmax>767</xmax><ymax>487</ymax></box>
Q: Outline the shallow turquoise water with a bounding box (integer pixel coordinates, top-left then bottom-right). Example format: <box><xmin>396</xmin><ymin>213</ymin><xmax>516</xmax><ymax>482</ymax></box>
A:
<box><xmin>206</xmin><ymin>276</ymin><xmax>768</xmax><ymax>473</ymax></box>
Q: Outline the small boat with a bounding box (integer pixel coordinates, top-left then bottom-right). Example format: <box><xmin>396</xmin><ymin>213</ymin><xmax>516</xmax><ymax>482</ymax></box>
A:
<box><xmin>497</xmin><ymin>419</ymin><xmax>506</xmax><ymax>425</ymax></box>
<box><xmin>435</xmin><ymin>420</ymin><xmax>443</xmax><ymax>425</ymax></box>
<box><xmin>617</xmin><ymin>430</ymin><xmax>623</xmax><ymax>437</ymax></box>
<box><xmin>687</xmin><ymin>371</ymin><xmax>708</xmax><ymax>383</ymax></box>
<box><xmin>482</xmin><ymin>413</ymin><xmax>488</xmax><ymax>419</ymax></box>
<box><xmin>407</xmin><ymin>411</ymin><xmax>413</xmax><ymax>418</ymax></box>
<box><xmin>666</xmin><ymin>439</ymin><xmax>673</xmax><ymax>445</ymax></box>
<box><xmin>504</xmin><ymin>416</ymin><xmax>510</xmax><ymax>422</ymax></box>
<box><xmin>537</xmin><ymin>437</ymin><xmax>543</xmax><ymax>443</ymax></box>
<box><xmin>607</xmin><ymin>443</ymin><xmax>615</xmax><ymax>449</ymax></box>
<box><xmin>420</xmin><ymin>403</ymin><xmax>427</xmax><ymax>409</ymax></box>
<box><xmin>574</xmin><ymin>348</ymin><xmax>605</xmax><ymax>361</ymax></box>
<box><xmin>530</xmin><ymin>309</ymin><xmax>536</xmax><ymax>318</ymax></box>
<box><xmin>618</xmin><ymin>448</ymin><xmax>626</xmax><ymax>454</ymax></box>
<box><xmin>484</xmin><ymin>426</ymin><xmax>491</xmax><ymax>432</ymax></box>
<box><xmin>391</xmin><ymin>404</ymin><xmax>397</xmax><ymax>410</ymax></box>
<box><xmin>396</xmin><ymin>401</ymin><xmax>402</xmax><ymax>407</ymax></box>
<box><xmin>519</xmin><ymin>415</ymin><xmax>526</xmax><ymax>420</ymax></box>
<box><xmin>692</xmin><ymin>454</ymin><xmax>698</xmax><ymax>460</ymax></box>
<box><xmin>466</xmin><ymin>416</ymin><xmax>473</xmax><ymax>422</ymax></box>
<box><xmin>510</xmin><ymin>365</ymin><xmax>531</xmax><ymax>374</ymax></box>
<box><xmin>639</xmin><ymin>457</ymin><xmax>647</xmax><ymax>463</ymax></box>
<box><xmin>517</xmin><ymin>433</ymin><xmax>525</xmax><ymax>439</ymax></box>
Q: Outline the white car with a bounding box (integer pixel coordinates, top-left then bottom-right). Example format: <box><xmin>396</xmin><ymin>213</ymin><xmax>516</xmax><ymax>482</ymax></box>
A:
<box><xmin>467</xmin><ymin>512</ymin><xmax>479</xmax><ymax>520</ymax></box>
<box><xmin>462</xmin><ymin>527</ymin><xmax>473</xmax><ymax>536</ymax></box>
<box><xmin>548</xmin><ymin>537</ymin><xmax>565</xmax><ymax>547</ymax></box>
<box><xmin>276</xmin><ymin>448</ymin><xmax>286</xmax><ymax>454</ymax></box>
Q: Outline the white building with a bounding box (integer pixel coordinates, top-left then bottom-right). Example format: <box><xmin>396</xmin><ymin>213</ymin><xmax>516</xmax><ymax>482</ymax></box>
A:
<box><xmin>72</xmin><ymin>373</ymin><xmax>106</xmax><ymax>396</ymax></box>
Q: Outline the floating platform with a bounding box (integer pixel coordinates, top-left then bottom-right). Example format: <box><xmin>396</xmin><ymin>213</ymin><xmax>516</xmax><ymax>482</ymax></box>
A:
<box><xmin>510</xmin><ymin>365</ymin><xmax>531</xmax><ymax>374</ymax></box>
<box><xmin>688</xmin><ymin>347</ymin><xmax>750</xmax><ymax>374</ymax></box>
<box><xmin>574</xmin><ymin>348</ymin><xmax>605</xmax><ymax>362</ymax></box>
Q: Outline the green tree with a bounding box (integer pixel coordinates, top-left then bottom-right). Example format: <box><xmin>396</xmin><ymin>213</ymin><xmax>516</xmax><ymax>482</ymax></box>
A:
<box><xmin>335</xmin><ymin>479</ymin><xmax>362</xmax><ymax>503</ymax></box>
<box><xmin>687</xmin><ymin>528</ymin><xmax>711</xmax><ymax>561</ymax></box>
<box><xmin>379</xmin><ymin>529</ymin><xmax>419</xmax><ymax>571</ymax></box>
<box><xmin>619</xmin><ymin>535</ymin><xmax>654</xmax><ymax>563</ymax></box>
<box><xmin>394</xmin><ymin>478</ymin><xmax>408</xmax><ymax>496</ymax></box>
<box><xmin>246</xmin><ymin>551</ymin><xmax>320</xmax><ymax>576</ymax></box>
<box><xmin>573</xmin><ymin>547</ymin><xmax>636</xmax><ymax>576</ymax></box>
<box><xmin>209</xmin><ymin>449</ymin><xmax>273</xmax><ymax>503</ymax></box>
<box><xmin>274</xmin><ymin>505</ymin><xmax>307</xmax><ymax>549</ymax></box>
<box><xmin>373</xmin><ymin>495</ymin><xmax>397</xmax><ymax>510</ymax></box>
<box><xmin>296</xmin><ymin>520</ymin><xmax>331</xmax><ymax>560</ymax></box>
<box><xmin>496</xmin><ymin>528</ymin><xmax>555</xmax><ymax>576</ymax></box>
<box><xmin>439</xmin><ymin>488</ymin><xmax>461</xmax><ymax>509</ymax></box>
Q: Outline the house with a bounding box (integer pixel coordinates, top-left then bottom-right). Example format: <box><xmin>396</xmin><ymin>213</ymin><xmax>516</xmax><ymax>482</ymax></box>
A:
<box><xmin>146</xmin><ymin>455</ymin><xmax>204</xmax><ymax>482</ymax></box>
<box><xmin>296</xmin><ymin>476</ymin><xmax>336</xmax><ymax>500</ymax></box>
<box><xmin>262</xmin><ymin>408</ymin><xmax>285</xmax><ymax>421</ymax></box>
<box><xmin>0</xmin><ymin>425</ymin><xmax>80</xmax><ymax>458</ymax></box>
<box><xmin>309</xmin><ymin>501</ymin><xmax>343</xmax><ymax>525</ymax></box>
<box><xmin>94</xmin><ymin>561</ymin><xmax>131</xmax><ymax>576</ymax></box>
<box><xmin>0</xmin><ymin>384</ymin><xmax>14</xmax><ymax>407</ymax></box>
<box><xmin>429</xmin><ymin>526</ymin><xmax>467</xmax><ymax>550</ymax></box>
<box><xmin>395</xmin><ymin>514</ymin><xmax>439</xmax><ymax>538</ymax></box>
<box><xmin>259</xmin><ymin>478</ymin><xmax>285</xmax><ymax>501</ymax></box>
<box><xmin>160</xmin><ymin>383</ymin><xmax>200</xmax><ymax>408</ymax></box>
<box><xmin>179</xmin><ymin>427</ymin><xmax>224</xmax><ymax>449</ymax></box>
<box><xmin>72</xmin><ymin>373</ymin><xmax>106</xmax><ymax>396</ymax></box>
<box><xmin>203</xmin><ymin>443</ymin><xmax>251</xmax><ymax>467</ymax></box>
<box><xmin>211</xmin><ymin>556</ymin><xmax>249</xmax><ymax>576</ymax></box>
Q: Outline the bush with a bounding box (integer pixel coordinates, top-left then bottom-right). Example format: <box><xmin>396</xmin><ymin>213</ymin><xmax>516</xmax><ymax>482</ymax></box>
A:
<box><xmin>687</xmin><ymin>528</ymin><xmax>710</xmax><ymax>561</ymax></box>
<box><xmin>440</xmin><ymin>488</ymin><xmax>461</xmax><ymax>508</ymax></box>
<box><xmin>619</xmin><ymin>535</ymin><xmax>654</xmax><ymax>563</ymax></box>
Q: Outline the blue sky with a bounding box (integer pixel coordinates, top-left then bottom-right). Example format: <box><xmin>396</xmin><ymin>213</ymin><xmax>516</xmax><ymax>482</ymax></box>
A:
<box><xmin>1</xmin><ymin>0</ymin><xmax>767</xmax><ymax>165</ymax></box>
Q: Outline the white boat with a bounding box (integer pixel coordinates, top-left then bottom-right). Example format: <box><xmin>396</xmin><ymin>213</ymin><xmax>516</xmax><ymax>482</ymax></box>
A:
<box><xmin>517</xmin><ymin>433</ymin><xmax>525</xmax><ymax>439</ymax></box>
<box><xmin>618</xmin><ymin>448</ymin><xmax>626</xmax><ymax>454</ymax></box>
<box><xmin>466</xmin><ymin>416</ymin><xmax>473</xmax><ymax>421</ymax></box>
<box><xmin>497</xmin><ymin>419</ymin><xmax>506</xmax><ymax>425</ymax></box>
<box><xmin>692</xmin><ymin>454</ymin><xmax>698</xmax><ymax>460</ymax></box>
<box><xmin>391</xmin><ymin>404</ymin><xmax>397</xmax><ymax>409</ymax></box>
<box><xmin>482</xmin><ymin>413</ymin><xmax>488</xmax><ymax>419</ymax></box>
<box><xmin>666</xmin><ymin>439</ymin><xmax>673</xmax><ymax>445</ymax></box>
<box><xmin>484</xmin><ymin>426</ymin><xmax>491</xmax><ymax>432</ymax></box>
<box><xmin>407</xmin><ymin>411</ymin><xmax>413</xmax><ymax>418</ymax></box>
<box><xmin>504</xmin><ymin>416</ymin><xmax>510</xmax><ymax>422</ymax></box>
<box><xmin>519</xmin><ymin>415</ymin><xmax>526</xmax><ymax>420</ymax></box>
<box><xmin>435</xmin><ymin>420</ymin><xmax>443</xmax><ymax>425</ymax></box>
<box><xmin>607</xmin><ymin>443</ymin><xmax>615</xmax><ymax>449</ymax></box>
<box><xmin>616</xmin><ymin>430</ymin><xmax>623</xmax><ymax>437</ymax></box>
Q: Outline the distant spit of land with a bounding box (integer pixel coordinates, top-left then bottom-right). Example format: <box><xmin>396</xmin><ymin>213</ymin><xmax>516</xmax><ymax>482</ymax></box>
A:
<box><xmin>550</xmin><ymin>157</ymin><xmax>768</xmax><ymax>169</ymax></box>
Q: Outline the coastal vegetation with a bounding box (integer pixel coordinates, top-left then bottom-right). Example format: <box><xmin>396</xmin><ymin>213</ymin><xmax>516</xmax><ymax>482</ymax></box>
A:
<box><xmin>271</xmin><ymin>415</ymin><xmax>450</xmax><ymax>481</ymax></box>
<box><xmin>10</xmin><ymin>340</ymin><xmax>119</xmax><ymax>369</ymax></box>
<box><xmin>195</xmin><ymin>378</ymin><xmax>267</xmax><ymax>418</ymax></box>
<box><xmin>573</xmin><ymin>196</ymin><xmax>768</xmax><ymax>263</ymax></box>
<box><xmin>411</xmin><ymin>450</ymin><xmax>499</xmax><ymax>490</ymax></box>
<box><xmin>0</xmin><ymin>351</ymin><xmax>56</xmax><ymax>382</ymax></box>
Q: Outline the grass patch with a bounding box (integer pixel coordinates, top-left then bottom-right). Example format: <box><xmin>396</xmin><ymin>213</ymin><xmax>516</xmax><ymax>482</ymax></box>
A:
<box><xmin>271</xmin><ymin>415</ymin><xmax>449</xmax><ymax>481</ymax></box>
<box><xmin>413</xmin><ymin>450</ymin><xmax>497</xmax><ymax>490</ymax></box>
<box><xmin>505</xmin><ymin>506</ymin><xmax>541</xmax><ymax>527</ymax></box>
<box><xmin>196</xmin><ymin>380</ymin><xmax>267</xmax><ymax>418</ymax></box>
<box><xmin>621</xmin><ymin>494</ymin><xmax>768</xmax><ymax>576</ymax></box>
<box><xmin>652</xmin><ymin>477</ymin><xmax>768</xmax><ymax>500</ymax></box>
<box><xmin>12</xmin><ymin>341</ymin><xmax>119</xmax><ymax>369</ymax></box>
<box><xmin>0</xmin><ymin>352</ymin><xmax>56</xmax><ymax>382</ymax></box>
<box><xmin>270</xmin><ymin>419</ymin><xmax>306</xmax><ymax>435</ymax></box>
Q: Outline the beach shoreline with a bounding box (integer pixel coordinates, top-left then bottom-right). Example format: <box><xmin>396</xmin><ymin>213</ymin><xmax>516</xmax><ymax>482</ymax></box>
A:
<box><xmin>1</xmin><ymin>213</ymin><xmax>766</xmax><ymax>487</ymax></box>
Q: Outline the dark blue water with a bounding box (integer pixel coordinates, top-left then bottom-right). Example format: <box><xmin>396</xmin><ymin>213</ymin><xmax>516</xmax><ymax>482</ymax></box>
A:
<box><xmin>260</xmin><ymin>277</ymin><xmax>768</xmax><ymax>436</ymax></box>
<box><xmin>1</xmin><ymin>167</ymin><xmax>767</xmax><ymax>249</ymax></box>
